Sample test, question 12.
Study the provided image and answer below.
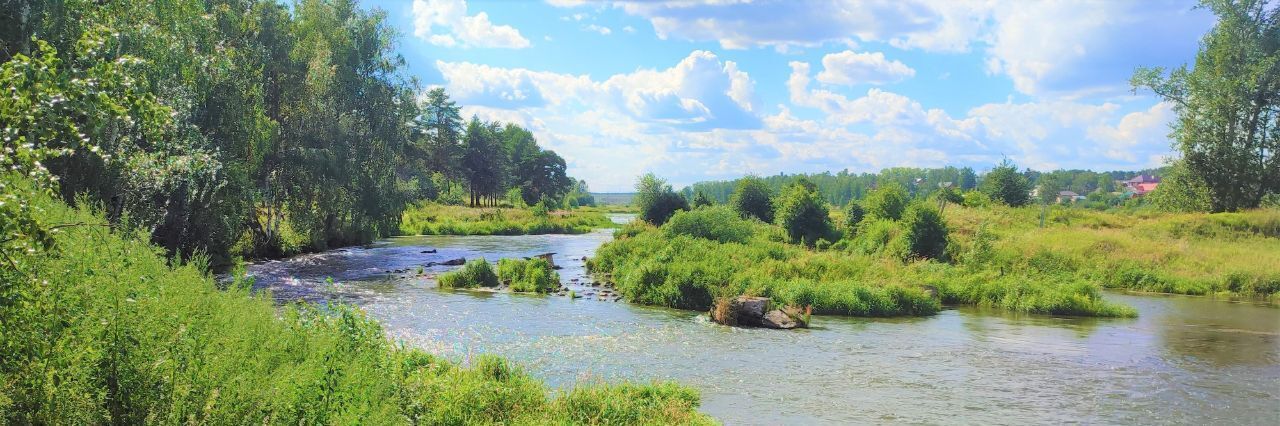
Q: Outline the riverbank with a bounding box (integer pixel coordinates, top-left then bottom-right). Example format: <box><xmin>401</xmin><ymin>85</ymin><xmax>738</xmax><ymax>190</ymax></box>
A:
<box><xmin>243</xmin><ymin>231</ymin><xmax>1280</xmax><ymax>425</ymax></box>
<box><xmin>399</xmin><ymin>202</ymin><xmax>615</xmax><ymax>236</ymax></box>
<box><xmin>0</xmin><ymin>185</ymin><xmax>713</xmax><ymax>424</ymax></box>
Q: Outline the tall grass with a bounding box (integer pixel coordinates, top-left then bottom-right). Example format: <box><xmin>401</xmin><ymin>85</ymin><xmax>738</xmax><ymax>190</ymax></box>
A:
<box><xmin>496</xmin><ymin>258</ymin><xmax>561</xmax><ymax>293</ymax></box>
<box><xmin>0</xmin><ymin>187</ymin><xmax>713</xmax><ymax>424</ymax></box>
<box><xmin>399</xmin><ymin>202</ymin><xmax>614</xmax><ymax>236</ymax></box>
<box><xmin>944</xmin><ymin>204</ymin><xmax>1280</xmax><ymax>301</ymax></box>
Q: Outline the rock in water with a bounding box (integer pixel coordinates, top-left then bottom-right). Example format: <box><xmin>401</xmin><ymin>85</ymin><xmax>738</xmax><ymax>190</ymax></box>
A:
<box><xmin>711</xmin><ymin>296</ymin><xmax>770</xmax><ymax>326</ymax></box>
<box><xmin>440</xmin><ymin>257</ymin><xmax>466</xmax><ymax>266</ymax></box>
<box><xmin>761</xmin><ymin>310</ymin><xmax>798</xmax><ymax>329</ymax></box>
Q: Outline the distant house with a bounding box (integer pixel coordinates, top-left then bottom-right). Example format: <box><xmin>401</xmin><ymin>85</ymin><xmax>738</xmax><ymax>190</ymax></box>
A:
<box><xmin>1057</xmin><ymin>190</ymin><xmax>1085</xmax><ymax>203</ymax></box>
<box><xmin>1120</xmin><ymin>175</ymin><xmax>1161</xmax><ymax>196</ymax></box>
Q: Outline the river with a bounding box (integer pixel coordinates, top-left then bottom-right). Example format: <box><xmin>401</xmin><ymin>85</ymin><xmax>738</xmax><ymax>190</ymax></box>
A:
<box><xmin>245</xmin><ymin>214</ymin><xmax>1280</xmax><ymax>425</ymax></box>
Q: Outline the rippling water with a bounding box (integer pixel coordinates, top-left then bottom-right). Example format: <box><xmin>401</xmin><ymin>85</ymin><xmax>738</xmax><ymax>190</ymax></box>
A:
<box><xmin>245</xmin><ymin>214</ymin><xmax>1280</xmax><ymax>425</ymax></box>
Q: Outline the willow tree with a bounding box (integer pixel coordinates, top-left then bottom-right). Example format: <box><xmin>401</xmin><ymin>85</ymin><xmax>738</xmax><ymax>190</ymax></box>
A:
<box><xmin>1132</xmin><ymin>0</ymin><xmax>1279</xmax><ymax>211</ymax></box>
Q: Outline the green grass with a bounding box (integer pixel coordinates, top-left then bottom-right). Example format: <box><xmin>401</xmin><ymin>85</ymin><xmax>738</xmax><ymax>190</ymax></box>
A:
<box><xmin>589</xmin><ymin>205</ymin><xmax>1139</xmax><ymax>318</ymax></box>
<box><xmin>400</xmin><ymin>202</ymin><xmax>615</xmax><ymax>236</ymax></box>
<box><xmin>497</xmin><ymin>258</ymin><xmax>561</xmax><ymax>293</ymax></box>
<box><xmin>438</xmin><ymin>258</ymin><xmax>501</xmax><ymax>289</ymax></box>
<box><xmin>0</xmin><ymin>184</ymin><xmax>714</xmax><ymax>424</ymax></box>
<box><xmin>944</xmin><ymin>205</ymin><xmax>1280</xmax><ymax>301</ymax></box>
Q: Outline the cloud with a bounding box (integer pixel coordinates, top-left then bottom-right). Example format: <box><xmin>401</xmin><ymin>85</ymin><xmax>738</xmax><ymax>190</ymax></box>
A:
<box><xmin>559</xmin><ymin>0</ymin><xmax>1210</xmax><ymax>98</ymax></box>
<box><xmin>584</xmin><ymin>24</ymin><xmax>612</xmax><ymax>35</ymax></box>
<box><xmin>983</xmin><ymin>0</ymin><xmax>1212</xmax><ymax>97</ymax></box>
<box><xmin>815</xmin><ymin>50</ymin><xmax>915</xmax><ymax>86</ymax></box>
<box><xmin>623</xmin><ymin>25</ymin><xmax>637</xmax><ymax>33</ymax></box>
<box><xmin>412</xmin><ymin>0</ymin><xmax>531</xmax><ymax>49</ymax></box>
<box><xmin>437</xmin><ymin>50</ymin><xmax>760</xmax><ymax>130</ymax></box>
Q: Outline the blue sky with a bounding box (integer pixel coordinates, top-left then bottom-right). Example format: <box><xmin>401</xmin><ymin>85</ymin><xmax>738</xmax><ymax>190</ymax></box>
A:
<box><xmin>366</xmin><ymin>0</ymin><xmax>1214</xmax><ymax>191</ymax></box>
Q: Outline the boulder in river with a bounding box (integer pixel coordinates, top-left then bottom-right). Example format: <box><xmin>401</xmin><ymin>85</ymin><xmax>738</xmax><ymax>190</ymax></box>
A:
<box><xmin>760</xmin><ymin>310</ymin><xmax>798</xmax><ymax>329</ymax></box>
<box><xmin>439</xmin><ymin>257</ymin><xmax>466</xmax><ymax>266</ymax></box>
<box><xmin>711</xmin><ymin>296</ymin><xmax>807</xmax><ymax>329</ymax></box>
<box><xmin>420</xmin><ymin>249</ymin><xmax>437</xmax><ymax>254</ymax></box>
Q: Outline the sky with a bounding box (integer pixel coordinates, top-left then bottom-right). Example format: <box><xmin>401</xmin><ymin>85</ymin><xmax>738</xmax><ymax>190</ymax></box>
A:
<box><xmin>364</xmin><ymin>0</ymin><xmax>1215</xmax><ymax>192</ymax></box>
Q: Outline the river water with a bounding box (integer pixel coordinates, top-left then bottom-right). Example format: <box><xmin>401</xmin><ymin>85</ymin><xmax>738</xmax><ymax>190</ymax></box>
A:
<box><xmin>245</xmin><ymin>215</ymin><xmax>1280</xmax><ymax>425</ymax></box>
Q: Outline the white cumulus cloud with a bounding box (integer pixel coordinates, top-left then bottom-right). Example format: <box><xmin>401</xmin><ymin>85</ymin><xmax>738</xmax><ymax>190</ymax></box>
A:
<box><xmin>815</xmin><ymin>50</ymin><xmax>915</xmax><ymax>86</ymax></box>
<box><xmin>412</xmin><ymin>0</ymin><xmax>531</xmax><ymax>49</ymax></box>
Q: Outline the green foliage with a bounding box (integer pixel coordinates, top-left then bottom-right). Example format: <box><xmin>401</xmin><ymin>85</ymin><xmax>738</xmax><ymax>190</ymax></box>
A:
<box><xmin>0</xmin><ymin>184</ymin><xmax>711</xmax><ymax>424</ymax></box>
<box><xmin>729</xmin><ymin>176</ymin><xmax>774</xmax><ymax>222</ymax></box>
<box><xmin>899</xmin><ymin>203</ymin><xmax>949</xmax><ymax>260</ymax></box>
<box><xmin>438</xmin><ymin>259</ymin><xmax>500</xmax><ymax>289</ymax></box>
<box><xmin>400</xmin><ymin>202</ymin><xmax>613</xmax><ymax>236</ymax></box>
<box><xmin>496</xmin><ymin>258</ymin><xmax>561</xmax><ymax>293</ymax></box>
<box><xmin>589</xmin><ymin>218</ymin><xmax>1131</xmax><ymax>317</ymax></box>
<box><xmin>933</xmin><ymin>186</ymin><xmax>964</xmax><ymax>205</ymax></box>
<box><xmin>1149</xmin><ymin>160</ymin><xmax>1213</xmax><ymax>212</ymax></box>
<box><xmin>864</xmin><ymin>182</ymin><xmax>909</xmax><ymax>221</ymax></box>
<box><xmin>961</xmin><ymin>190</ymin><xmax>993</xmax><ymax>208</ymax></box>
<box><xmin>843</xmin><ymin>202</ymin><xmax>866</xmax><ymax>230</ymax></box>
<box><xmin>981</xmin><ymin>159</ymin><xmax>1032</xmax><ymax>207</ymax></box>
<box><xmin>662</xmin><ymin>205</ymin><xmax>756</xmax><ymax>244</ymax></box>
<box><xmin>635</xmin><ymin>173</ymin><xmax>689</xmax><ymax>225</ymax></box>
<box><xmin>1132</xmin><ymin>0</ymin><xmax>1279</xmax><ymax>211</ymax></box>
<box><xmin>692</xmin><ymin>190</ymin><xmax>714</xmax><ymax>208</ymax></box>
<box><xmin>775</xmin><ymin>180</ymin><xmax>835</xmax><ymax>246</ymax></box>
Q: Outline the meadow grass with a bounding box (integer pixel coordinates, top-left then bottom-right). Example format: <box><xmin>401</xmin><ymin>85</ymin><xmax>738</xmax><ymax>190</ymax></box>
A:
<box><xmin>399</xmin><ymin>202</ymin><xmax>615</xmax><ymax>236</ymax></box>
<box><xmin>944</xmin><ymin>205</ymin><xmax>1280</xmax><ymax>301</ymax></box>
<box><xmin>0</xmin><ymin>188</ymin><xmax>714</xmax><ymax>424</ymax></box>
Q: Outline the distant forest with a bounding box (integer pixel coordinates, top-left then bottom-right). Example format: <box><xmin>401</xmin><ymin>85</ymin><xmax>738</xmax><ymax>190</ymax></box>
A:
<box><xmin>681</xmin><ymin>166</ymin><xmax>1167</xmax><ymax>207</ymax></box>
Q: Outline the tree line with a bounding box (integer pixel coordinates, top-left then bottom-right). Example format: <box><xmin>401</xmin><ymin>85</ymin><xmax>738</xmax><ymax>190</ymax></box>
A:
<box><xmin>683</xmin><ymin>166</ymin><xmax>1167</xmax><ymax>209</ymax></box>
<box><xmin>0</xmin><ymin>0</ymin><xmax>582</xmax><ymax>263</ymax></box>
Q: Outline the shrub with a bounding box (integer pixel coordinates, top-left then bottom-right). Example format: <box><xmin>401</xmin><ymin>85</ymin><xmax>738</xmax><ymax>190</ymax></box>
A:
<box><xmin>775</xmin><ymin>181</ymin><xmax>834</xmax><ymax>246</ymax></box>
<box><xmin>730</xmin><ymin>175</ymin><xmax>774</xmax><ymax>223</ymax></box>
<box><xmin>962</xmin><ymin>190</ymin><xmax>992</xmax><ymax>208</ymax></box>
<box><xmin>634</xmin><ymin>173</ymin><xmax>688</xmax><ymax>225</ymax></box>
<box><xmin>662</xmin><ymin>205</ymin><xmax>755</xmax><ymax>244</ymax></box>
<box><xmin>900</xmin><ymin>203</ymin><xmax>949</xmax><ymax>260</ymax></box>
<box><xmin>438</xmin><ymin>259</ymin><xmax>500</xmax><ymax>289</ymax></box>
<box><xmin>980</xmin><ymin>159</ymin><xmax>1031</xmax><ymax>207</ymax></box>
<box><xmin>864</xmin><ymin>182</ymin><xmax>909</xmax><ymax>220</ymax></box>
<box><xmin>497</xmin><ymin>258</ymin><xmax>561</xmax><ymax>293</ymax></box>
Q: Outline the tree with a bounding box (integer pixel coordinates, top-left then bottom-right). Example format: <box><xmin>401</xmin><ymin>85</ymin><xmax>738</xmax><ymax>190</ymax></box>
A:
<box><xmin>730</xmin><ymin>176</ymin><xmax>774</xmax><ymax>223</ymax></box>
<box><xmin>864</xmin><ymin>182</ymin><xmax>909</xmax><ymax>220</ymax></box>
<box><xmin>981</xmin><ymin>160</ymin><xmax>1032</xmax><ymax>207</ymax></box>
<box><xmin>959</xmin><ymin>167</ymin><xmax>978</xmax><ymax>190</ymax></box>
<box><xmin>844</xmin><ymin>202</ymin><xmax>866</xmax><ymax>230</ymax></box>
<box><xmin>900</xmin><ymin>203</ymin><xmax>949</xmax><ymax>260</ymax></box>
<box><xmin>776</xmin><ymin>181</ymin><xmax>834</xmax><ymax>246</ymax></box>
<box><xmin>692</xmin><ymin>191</ymin><xmax>713</xmax><ymax>208</ymax></box>
<box><xmin>1132</xmin><ymin>0</ymin><xmax>1279</xmax><ymax>211</ymax></box>
<box><xmin>635</xmin><ymin>173</ymin><xmax>689</xmax><ymax>225</ymax></box>
<box><xmin>418</xmin><ymin>87</ymin><xmax>463</xmax><ymax>179</ymax></box>
<box><xmin>461</xmin><ymin>118</ymin><xmax>505</xmax><ymax>207</ymax></box>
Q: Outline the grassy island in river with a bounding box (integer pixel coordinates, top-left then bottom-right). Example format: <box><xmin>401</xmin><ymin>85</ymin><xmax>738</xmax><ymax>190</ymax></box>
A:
<box><xmin>590</xmin><ymin>178</ymin><xmax>1280</xmax><ymax>319</ymax></box>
